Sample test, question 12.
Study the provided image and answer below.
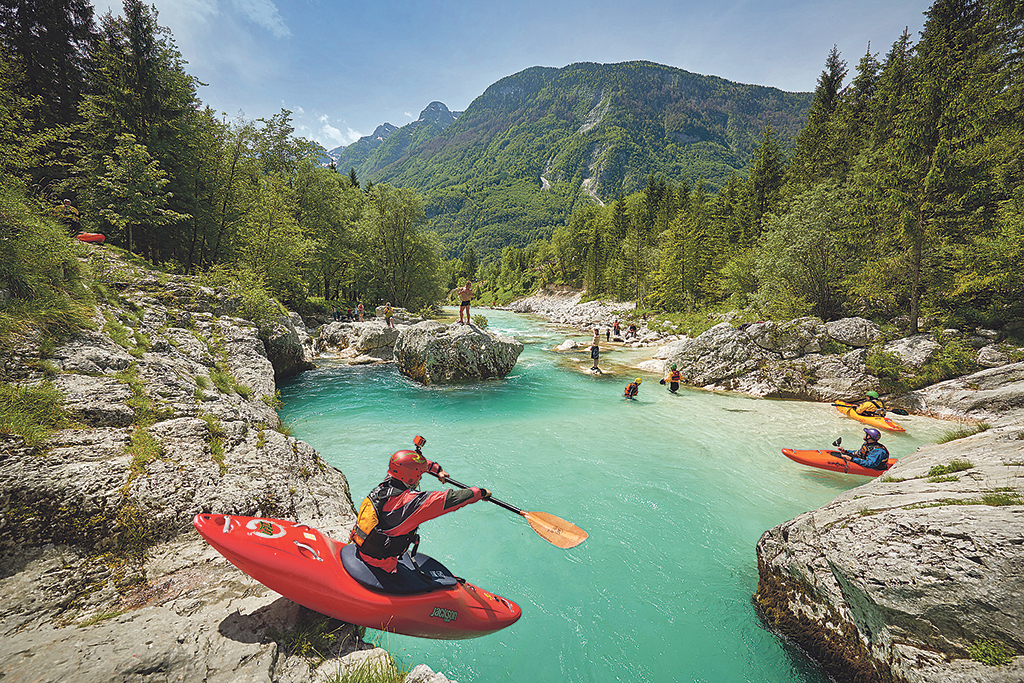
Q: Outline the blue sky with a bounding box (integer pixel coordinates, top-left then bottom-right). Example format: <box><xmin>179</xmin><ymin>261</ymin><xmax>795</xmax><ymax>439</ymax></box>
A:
<box><xmin>93</xmin><ymin>0</ymin><xmax>932</xmax><ymax>151</ymax></box>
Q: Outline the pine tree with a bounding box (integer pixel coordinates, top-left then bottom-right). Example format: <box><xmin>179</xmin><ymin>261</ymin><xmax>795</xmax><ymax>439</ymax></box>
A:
<box><xmin>0</xmin><ymin>0</ymin><xmax>97</xmax><ymax>129</ymax></box>
<box><xmin>883</xmin><ymin>0</ymin><xmax>1004</xmax><ymax>333</ymax></box>
<box><xmin>786</xmin><ymin>46</ymin><xmax>849</xmax><ymax>188</ymax></box>
<box><xmin>744</xmin><ymin>125</ymin><xmax>786</xmax><ymax>244</ymax></box>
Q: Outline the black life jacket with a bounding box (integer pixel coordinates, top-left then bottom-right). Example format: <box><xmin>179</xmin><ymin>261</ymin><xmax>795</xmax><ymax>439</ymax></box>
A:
<box><xmin>350</xmin><ymin>479</ymin><xmax>419</xmax><ymax>561</ymax></box>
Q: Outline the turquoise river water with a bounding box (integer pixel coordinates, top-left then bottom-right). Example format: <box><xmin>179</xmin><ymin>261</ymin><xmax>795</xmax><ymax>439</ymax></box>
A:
<box><xmin>278</xmin><ymin>308</ymin><xmax>955</xmax><ymax>683</ymax></box>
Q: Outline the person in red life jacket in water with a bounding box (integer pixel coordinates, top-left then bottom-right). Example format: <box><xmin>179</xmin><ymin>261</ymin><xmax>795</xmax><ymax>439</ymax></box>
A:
<box><xmin>660</xmin><ymin>363</ymin><xmax>683</xmax><ymax>393</ymax></box>
<box><xmin>350</xmin><ymin>437</ymin><xmax>491</xmax><ymax>573</ymax></box>
<box><xmin>624</xmin><ymin>377</ymin><xmax>642</xmax><ymax>399</ymax></box>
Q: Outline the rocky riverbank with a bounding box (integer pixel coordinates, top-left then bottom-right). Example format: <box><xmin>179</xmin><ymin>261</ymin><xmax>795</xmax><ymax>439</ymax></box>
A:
<box><xmin>510</xmin><ymin>288</ymin><xmax>1024</xmax><ymax>681</ymax></box>
<box><xmin>0</xmin><ymin>250</ymin><xmax>452</xmax><ymax>683</ymax></box>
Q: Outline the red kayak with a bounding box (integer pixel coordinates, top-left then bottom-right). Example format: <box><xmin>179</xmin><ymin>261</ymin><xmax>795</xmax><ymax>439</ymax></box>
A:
<box><xmin>193</xmin><ymin>513</ymin><xmax>521</xmax><ymax>639</ymax></box>
<box><xmin>782</xmin><ymin>448</ymin><xmax>896</xmax><ymax>477</ymax></box>
<box><xmin>76</xmin><ymin>232</ymin><xmax>105</xmax><ymax>243</ymax></box>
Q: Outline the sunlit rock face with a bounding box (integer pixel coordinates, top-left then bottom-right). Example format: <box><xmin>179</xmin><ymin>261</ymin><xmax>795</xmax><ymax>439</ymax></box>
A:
<box><xmin>394</xmin><ymin>321</ymin><xmax>524</xmax><ymax>384</ymax></box>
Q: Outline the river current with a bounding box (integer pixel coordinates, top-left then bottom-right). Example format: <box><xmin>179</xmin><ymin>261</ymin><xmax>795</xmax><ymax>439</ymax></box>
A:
<box><xmin>278</xmin><ymin>309</ymin><xmax>954</xmax><ymax>683</ymax></box>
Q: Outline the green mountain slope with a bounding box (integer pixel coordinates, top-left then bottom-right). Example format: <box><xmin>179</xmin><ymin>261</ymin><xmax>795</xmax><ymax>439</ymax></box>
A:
<box><xmin>355</xmin><ymin>61</ymin><xmax>813</xmax><ymax>259</ymax></box>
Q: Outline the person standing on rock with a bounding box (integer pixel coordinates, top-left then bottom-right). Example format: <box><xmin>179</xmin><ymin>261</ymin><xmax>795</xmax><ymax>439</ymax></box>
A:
<box><xmin>613</xmin><ymin>320</ymin><xmax>621</xmax><ymax>339</ymax></box>
<box><xmin>459</xmin><ymin>280</ymin><xmax>473</xmax><ymax>324</ymax></box>
<box><xmin>357</xmin><ymin>302</ymin><xmax>364</xmax><ymax>322</ymax></box>
<box><xmin>350</xmin><ymin>438</ymin><xmax>491</xmax><ymax>573</ymax></box>
<box><xmin>384</xmin><ymin>303</ymin><xmax>394</xmax><ymax>328</ymax></box>
<box><xmin>590</xmin><ymin>328</ymin><xmax>601</xmax><ymax>370</ymax></box>
<box><xmin>838</xmin><ymin>428</ymin><xmax>890</xmax><ymax>470</ymax></box>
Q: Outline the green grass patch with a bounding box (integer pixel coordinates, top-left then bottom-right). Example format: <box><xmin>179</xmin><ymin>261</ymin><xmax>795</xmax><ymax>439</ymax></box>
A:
<box><xmin>126</xmin><ymin>426</ymin><xmax>163</xmax><ymax>478</ymax></box>
<box><xmin>267</xmin><ymin>614</ymin><xmax>359</xmax><ymax>667</ymax></box>
<box><xmin>102</xmin><ymin>310</ymin><xmax>132</xmax><ymax>348</ymax></box>
<box><xmin>195</xmin><ymin>375</ymin><xmax>210</xmax><ymax>390</ymax></box>
<box><xmin>969</xmin><ymin>638</ymin><xmax>1015</xmax><ymax>666</ymax></box>
<box><xmin>116</xmin><ymin>365</ymin><xmax>172</xmax><ymax>426</ymax></box>
<box><xmin>907</xmin><ymin>489</ymin><xmax>1023</xmax><ymax>509</ymax></box>
<box><xmin>936</xmin><ymin>423</ymin><xmax>991</xmax><ymax>444</ymax></box>
<box><xmin>325</xmin><ymin>654</ymin><xmax>408</xmax><ymax>683</ymax></box>
<box><xmin>927</xmin><ymin>460</ymin><xmax>974</xmax><ymax>478</ymax></box>
<box><xmin>210</xmin><ymin>368</ymin><xmax>234</xmax><ymax>394</ymax></box>
<box><xmin>0</xmin><ymin>382</ymin><xmax>68</xmax><ymax>447</ymax></box>
<box><xmin>234</xmin><ymin>383</ymin><xmax>252</xmax><ymax>399</ymax></box>
<box><xmin>261</xmin><ymin>391</ymin><xmax>283</xmax><ymax>409</ymax></box>
<box><xmin>928</xmin><ymin>475</ymin><xmax>961</xmax><ymax>483</ymax></box>
<box><xmin>200</xmin><ymin>413</ymin><xmax>228</xmax><ymax>474</ymax></box>
<box><xmin>471</xmin><ymin>313</ymin><xmax>488</xmax><ymax>328</ymax></box>
<box><xmin>976</xmin><ymin>489</ymin><xmax>1023</xmax><ymax>506</ymax></box>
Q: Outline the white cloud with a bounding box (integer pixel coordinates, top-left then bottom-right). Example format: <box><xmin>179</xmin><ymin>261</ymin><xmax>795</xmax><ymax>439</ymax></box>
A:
<box><xmin>319</xmin><ymin>124</ymin><xmax>345</xmax><ymax>146</ymax></box>
<box><xmin>230</xmin><ymin>0</ymin><xmax>291</xmax><ymax>38</ymax></box>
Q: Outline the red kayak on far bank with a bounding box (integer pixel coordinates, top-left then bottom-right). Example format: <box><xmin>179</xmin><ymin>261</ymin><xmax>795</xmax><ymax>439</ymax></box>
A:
<box><xmin>782</xmin><ymin>448</ymin><xmax>896</xmax><ymax>477</ymax></box>
<box><xmin>193</xmin><ymin>513</ymin><xmax>521</xmax><ymax>639</ymax></box>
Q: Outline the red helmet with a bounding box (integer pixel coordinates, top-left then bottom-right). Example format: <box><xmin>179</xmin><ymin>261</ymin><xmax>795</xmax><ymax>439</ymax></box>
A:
<box><xmin>388</xmin><ymin>449</ymin><xmax>429</xmax><ymax>486</ymax></box>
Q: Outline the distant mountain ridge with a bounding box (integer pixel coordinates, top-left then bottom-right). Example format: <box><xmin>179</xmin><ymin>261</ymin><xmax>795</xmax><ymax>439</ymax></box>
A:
<box><xmin>332</xmin><ymin>61</ymin><xmax>813</xmax><ymax>258</ymax></box>
<box><xmin>328</xmin><ymin>102</ymin><xmax>460</xmax><ymax>173</ymax></box>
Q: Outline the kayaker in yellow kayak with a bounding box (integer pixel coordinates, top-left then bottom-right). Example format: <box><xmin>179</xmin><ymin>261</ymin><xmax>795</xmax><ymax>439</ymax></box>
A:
<box><xmin>855</xmin><ymin>391</ymin><xmax>887</xmax><ymax>417</ymax></box>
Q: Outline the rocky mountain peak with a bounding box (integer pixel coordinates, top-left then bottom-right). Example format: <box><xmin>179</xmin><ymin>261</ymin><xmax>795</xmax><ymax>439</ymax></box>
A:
<box><xmin>417</xmin><ymin>101</ymin><xmax>457</xmax><ymax>128</ymax></box>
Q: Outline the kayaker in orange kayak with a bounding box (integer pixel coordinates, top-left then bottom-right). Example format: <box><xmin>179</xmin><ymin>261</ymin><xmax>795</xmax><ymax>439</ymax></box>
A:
<box><xmin>837</xmin><ymin>428</ymin><xmax>890</xmax><ymax>471</ymax></box>
<box><xmin>855</xmin><ymin>391</ymin><xmax>887</xmax><ymax>417</ymax></box>
<box><xmin>350</xmin><ymin>436</ymin><xmax>491</xmax><ymax>573</ymax></box>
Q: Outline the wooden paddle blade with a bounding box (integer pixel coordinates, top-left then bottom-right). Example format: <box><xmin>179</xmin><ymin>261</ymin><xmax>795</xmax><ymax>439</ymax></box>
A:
<box><xmin>522</xmin><ymin>510</ymin><xmax>588</xmax><ymax>548</ymax></box>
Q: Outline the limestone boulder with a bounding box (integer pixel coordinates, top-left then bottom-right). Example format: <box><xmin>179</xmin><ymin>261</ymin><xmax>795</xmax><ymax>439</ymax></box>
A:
<box><xmin>356</xmin><ymin>323</ymin><xmax>401</xmax><ymax>360</ymax></box>
<box><xmin>261</xmin><ymin>312</ymin><xmax>315</xmax><ymax>380</ymax></box>
<box><xmin>883</xmin><ymin>334</ymin><xmax>941</xmax><ymax>368</ymax></box>
<box><xmin>978</xmin><ymin>344</ymin><xmax>1011</xmax><ymax>368</ymax></box>
<box><xmin>898</xmin><ymin>361</ymin><xmax>1024</xmax><ymax>426</ymax></box>
<box><xmin>756</xmin><ymin>426</ymin><xmax>1024</xmax><ymax>683</ymax></box>
<box><xmin>664</xmin><ymin>322</ymin><xmax>773</xmax><ymax>387</ymax></box>
<box><xmin>394</xmin><ymin>321</ymin><xmax>523</xmax><ymax>384</ymax></box>
<box><xmin>743</xmin><ymin>317</ymin><xmax>826</xmax><ymax>359</ymax></box>
<box><xmin>825</xmin><ymin>316</ymin><xmax>881</xmax><ymax>347</ymax></box>
<box><xmin>51</xmin><ymin>329</ymin><xmax>135</xmax><ymax>375</ymax></box>
<box><xmin>317</xmin><ymin>321</ymin><xmax>359</xmax><ymax>351</ymax></box>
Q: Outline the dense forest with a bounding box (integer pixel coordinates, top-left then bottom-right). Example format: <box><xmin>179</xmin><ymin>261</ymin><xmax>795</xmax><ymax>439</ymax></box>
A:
<box><xmin>2</xmin><ymin>0</ymin><xmax>1023</xmax><ymax>353</ymax></box>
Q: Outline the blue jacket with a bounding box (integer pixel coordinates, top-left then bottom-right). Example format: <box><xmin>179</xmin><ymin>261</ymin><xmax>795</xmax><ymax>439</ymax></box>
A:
<box><xmin>844</xmin><ymin>441</ymin><xmax>890</xmax><ymax>470</ymax></box>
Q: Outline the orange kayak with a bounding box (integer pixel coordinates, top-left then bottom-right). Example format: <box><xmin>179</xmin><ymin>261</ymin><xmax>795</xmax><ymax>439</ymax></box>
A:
<box><xmin>782</xmin><ymin>448</ymin><xmax>896</xmax><ymax>477</ymax></box>
<box><xmin>834</xmin><ymin>401</ymin><xmax>905</xmax><ymax>432</ymax></box>
<box><xmin>76</xmin><ymin>233</ymin><xmax>105</xmax><ymax>243</ymax></box>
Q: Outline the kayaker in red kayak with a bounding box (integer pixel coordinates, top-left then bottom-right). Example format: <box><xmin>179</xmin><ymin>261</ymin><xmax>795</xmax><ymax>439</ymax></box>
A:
<box><xmin>350</xmin><ymin>437</ymin><xmax>491</xmax><ymax>573</ymax></box>
<box><xmin>855</xmin><ymin>390</ymin><xmax>887</xmax><ymax>417</ymax></box>
<box><xmin>837</xmin><ymin>428</ymin><xmax>890</xmax><ymax>471</ymax></box>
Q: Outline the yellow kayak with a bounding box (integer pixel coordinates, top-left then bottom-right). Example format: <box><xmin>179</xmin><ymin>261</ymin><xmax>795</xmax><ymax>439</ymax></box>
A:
<box><xmin>834</xmin><ymin>401</ymin><xmax>906</xmax><ymax>432</ymax></box>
